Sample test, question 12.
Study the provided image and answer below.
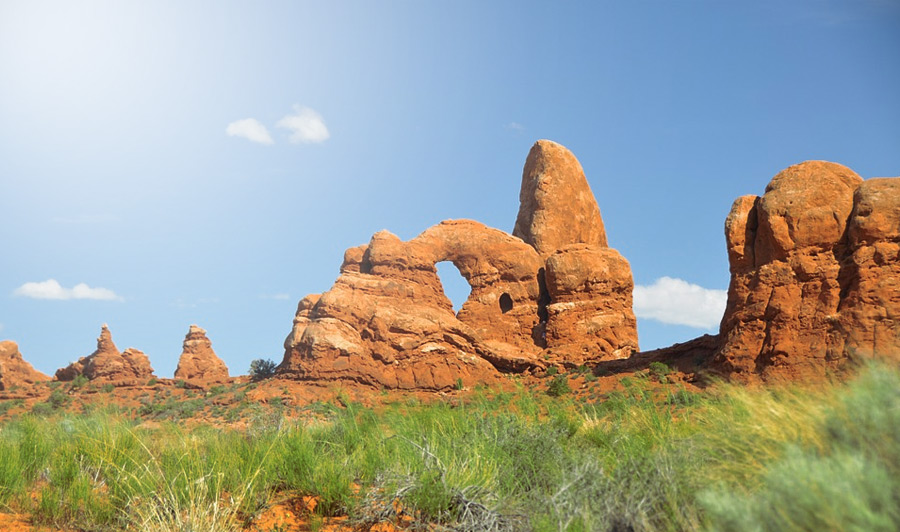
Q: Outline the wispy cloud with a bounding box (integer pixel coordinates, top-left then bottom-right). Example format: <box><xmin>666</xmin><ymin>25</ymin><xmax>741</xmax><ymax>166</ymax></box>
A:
<box><xmin>505</xmin><ymin>122</ymin><xmax>525</xmax><ymax>132</ymax></box>
<box><xmin>51</xmin><ymin>214</ymin><xmax>119</xmax><ymax>224</ymax></box>
<box><xmin>13</xmin><ymin>279</ymin><xmax>124</xmax><ymax>301</ymax></box>
<box><xmin>172</xmin><ymin>297</ymin><xmax>220</xmax><ymax>309</ymax></box>
<box><xmin>226</xmin><ymin>118</ymin><xmax>274</xmax><ymax>144</ymax></box>
<box><xmin>259</xmin><ymin>293</ymin><xmax>291</xmax><ymax>300</ymax></box>
<box><xmin>277</xmin><ymin>105</ymin><xmax>330</xmax><ymax>144</ymax></box>
<box><xmin>633</xmin><ymin>277</ymin><xmax>726</xmax><ymax>329</ymax></box>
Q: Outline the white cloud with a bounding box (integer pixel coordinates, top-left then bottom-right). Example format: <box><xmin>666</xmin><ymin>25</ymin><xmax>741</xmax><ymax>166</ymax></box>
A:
<box><xmin>259</xmin><ymin>293</ymin><xmax>290</xmax><ymax>300</ymax></box>
<box><xmin>276</xmin><ymin>105</ymin><xmax>330</xmax><ymax>143</ymax></box>
<box><xmin>633</xmin><ymin>277</ymin><xmax>726</xmax><ymax>329</ymax></box>
<box><xmin>505</xmin><ymin>122</ymin><xmax>525</xmax><ymax>132</ymax></box>
<box><xmin>12</xmin><ymin>279</ymin><xmax>123</xmax><ymax>301</ymax></box>
<box><xmin>226</xmin><ymin>118</ymin><xmax>274</xmax><ymax>144</ymax></box>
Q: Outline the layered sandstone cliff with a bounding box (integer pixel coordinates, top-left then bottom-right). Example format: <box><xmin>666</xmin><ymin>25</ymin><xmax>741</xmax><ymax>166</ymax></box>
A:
<box><xmin>713</xmin><ymin>162</ymin><xmax>900</xmax><ymax>380</ymax></box>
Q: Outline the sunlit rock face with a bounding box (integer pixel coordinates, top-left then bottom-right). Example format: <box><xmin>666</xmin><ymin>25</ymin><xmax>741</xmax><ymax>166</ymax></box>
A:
<box><xmin>278</xmin><ymin>140</ymin><xmax>639</xmax><ymax>390</ymax></box>
<box><xmin>714</xmin><ymin>162</ymin><xmax>900</xmax><ymax>381</ymax></box>
<box><xmin>174</xmin><ymin>325</ymin><xmax>229</xmax><ymax>386</ymax></box>
<box><xmin>55</xmin><ymin>325</ymin><xmax>155</xmax><ymax>386</ymax></box>
<box><xmin>0</xmin><ymin>340</ymin><xmax>49</xmax><ymax>391</ymax></box>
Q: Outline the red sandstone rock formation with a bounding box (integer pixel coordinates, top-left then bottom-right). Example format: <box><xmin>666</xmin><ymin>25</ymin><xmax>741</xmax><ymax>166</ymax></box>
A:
<box><xmin>279</xmin><ymin>140</ymin><xmax>639</xmax><ymax>389</ymax></box>
<box><xmin>544</xmin><ymin>245</ymin><xmax>638</xmax><ymax>364</ymax></box>
<box><xmin>513</xmin><ymin>140</ymin><xmax>608</xmax><ymax>257</ymax></box>
<box><xmin>714</xmin><ymin>162</ymin><xmax>900</xmax><ymax>380</ymax></box>
<box><xmin>0</xmin><ymin>340</ymin><xmax>50</xmax><ymax>390</ymax></box>
<box><xmin>174</xmin><ymin>325</ymin><xmax>229</xmax><ymax>384</ymax></box>
<box><xmin>55</xmin><ymin>325</ymin><xmax>155</xmax><ymax>385</ymax></box>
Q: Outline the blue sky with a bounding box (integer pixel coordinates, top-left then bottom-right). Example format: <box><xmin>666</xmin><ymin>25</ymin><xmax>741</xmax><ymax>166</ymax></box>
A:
<box><xmin>1</xmin><ymin>1</ymin><xmax>898</xmax><ymax>377</ymax></box>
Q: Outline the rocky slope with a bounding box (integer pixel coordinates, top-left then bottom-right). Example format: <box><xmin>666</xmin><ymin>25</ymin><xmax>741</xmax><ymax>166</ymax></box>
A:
<box><xmin>0</xmin><ymin>341</ymin><xmax>49</xmax><ymax>391</ymax></box>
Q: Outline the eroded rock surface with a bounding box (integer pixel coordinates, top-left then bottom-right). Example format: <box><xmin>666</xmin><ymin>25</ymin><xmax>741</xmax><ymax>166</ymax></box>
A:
<box><xmin>0</xmin><ymin>340</ymin><xmax>50</xmax><ymax>391</ymax></box>
<box><xmin>513</xmin><ymin>140</ymin><xmax>608</xmax><ymax>257</ymax></box>
<box><xmin>55</xmin><ymin>325</ymin><xmax>155</xmax><ymax>385</ymax></box>
<box><xmin>714</xmin><ymin>162</ymin><xmax>900</xmax><ymax>380</ymax></box>
<box><xmin>544</xmin><ymin>244</ymin><xmax>639</xmax><ymax>364</ymax></box>
<box><xmin>279</xmin><ymin>141</ymin><xmax>639</xmax><ymax>389</ymax></box>
<box><xmin>174</xmin><ymin>325</ymin><xmax>229</xmax><ymax>385</ymax></box>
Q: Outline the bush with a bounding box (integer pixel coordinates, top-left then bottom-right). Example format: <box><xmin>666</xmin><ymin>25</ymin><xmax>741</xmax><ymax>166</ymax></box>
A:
<box><xmin>547</xmin><ymin>375</ymin><xmax>570</xmax><ymax>397</ymax></box>
<box><xmin>69</xmin><ymin>374</ymin><xmax>89</xmax><ymax>390</ymax></box>
<box><xmin>248</xmin><ymin>359</ymin><xmax>277</xmax><ymax>381</ymax></box>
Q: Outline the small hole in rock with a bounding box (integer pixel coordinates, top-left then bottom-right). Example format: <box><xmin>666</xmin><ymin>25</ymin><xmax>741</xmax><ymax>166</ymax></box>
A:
<box><xmin>499</xmin><ymin>293</ymin><xmax>513</xmax><ymax>313</ymax></box>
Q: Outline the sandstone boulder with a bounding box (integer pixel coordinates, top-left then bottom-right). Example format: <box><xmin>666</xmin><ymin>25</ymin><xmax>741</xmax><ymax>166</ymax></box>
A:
<box><xmin>174</xmin><ymin>325</ymin><xmax>229</xmax><ymax>385</ymax></box>
<box><xmin>714</xmin><ymin>162</ymin><xmax>899</xmax><ymax>380</ymax></box>
<box><xmin>513</xmin><ymin>140</ymin><xmax>608</xmax><ymax>257</ymax></box>
<box><xmin>544</xmin><ymin>244</ymin><xmax>639</xmax><ymax>363</ymax></box>
<box><xmin>0</xmin><ymin>340</ymin><xmax>50</xmax><ymax>391</ymax></box>
<box><xmin>55</xmin><ymin>325</ymin><xmax>155</xmax><ymax>385</ymax></box>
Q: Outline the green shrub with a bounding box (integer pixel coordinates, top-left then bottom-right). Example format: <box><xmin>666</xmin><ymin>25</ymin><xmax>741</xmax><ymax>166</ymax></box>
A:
<box><xmin>0</xmin><ymin>398</ymin><xmax>24</xmax><ymax>416</ymax></box>
<box><xmin>649</xmin><ymin>361</ymin><xmax>671</xmax><ymax>383</ymax></box>
<box><xmin>547</xmin><ymin>375</ymin><xmax>570</xmax><ymax>397</ymax></box>
<box><xmin>249</xmin><ymin>358</ymin><xmax>278</xmax><ymax>381</ymax></box>
<box><xmin>69</xmin><ymin>374</ymin><xmax>89</xmax><ymax>390</ymax></box>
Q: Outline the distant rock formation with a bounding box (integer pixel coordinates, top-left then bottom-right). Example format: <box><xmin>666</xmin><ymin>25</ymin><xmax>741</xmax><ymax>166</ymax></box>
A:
<box><xmin>174</xmin><ymin>325</ymin><xmax>229</xmax><ymax>385</ymax></box>
<box><xmin>279</xmin><ymin>140</ymin><xmax>638</xmax><ymax>389</ymax></box>
<box><xmin>713</xmin><ymin>162</ymin><xmax>900</xmax><ymax>380</ymax></box>
<box><xmin>55</xmin><ymin>325</ymin><xmax>155</xmax><ymax>385</ymax></box>
<box><xmin>0</xmin><ymin>340</ymin><xmax>50</xmax><ymax>390</ymax></box>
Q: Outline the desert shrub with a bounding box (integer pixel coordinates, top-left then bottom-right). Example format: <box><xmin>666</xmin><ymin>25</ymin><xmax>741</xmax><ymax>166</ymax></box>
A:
<box><xmin>69</xmin><ymin>374</ymin><xmax>89</xmax><ymax>390</ymax></box>
<box><xmin>649</xmin><ymin>361</ymin><xmax>672</xmax><ymax>383</ymax></box>
<box><xmin>546</xmin><ymin>374</ymin><xmax>570</xmax><ymax>397</ymax></box>
<box><xmin>249</xmin><ymin>358</ymin><xmax>278</xmax><ymax>381</ymax></box>
<box><xmin>0</xmin><ymin>398</ymin><xmax>24</xmax><ymax>416</ymax></box>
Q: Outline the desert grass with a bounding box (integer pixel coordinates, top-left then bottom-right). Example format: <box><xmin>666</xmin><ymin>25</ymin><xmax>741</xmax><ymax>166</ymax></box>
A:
<box><xmin>0</xmin><ymin>362</ymin><xmax>897</xmax><ymax>531</ymax></box>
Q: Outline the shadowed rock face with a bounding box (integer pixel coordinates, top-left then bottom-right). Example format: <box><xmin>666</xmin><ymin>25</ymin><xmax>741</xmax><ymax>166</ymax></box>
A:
<box><xmin>0</xmin><ymin>340</ymin><xmax>49</xmax><ymax>391</ymax></box>
<box><xmin>279</xmin><ymin>140</ymin><xmax>638</xmax><ymax>390</ymax></box>
<box><xmin>174</xmin><ymin>325</ymin><xmax>229</xmax><ymax>385</ymax></box>
<box><xmin>714</xmin><ymin>162</ymin><xmax>900</xmax><ymax>380</ymax></box>
<box><xmin>55</xmin><ymin>325</ymin><xmax>155</xmax><ymax>386</ymax></box>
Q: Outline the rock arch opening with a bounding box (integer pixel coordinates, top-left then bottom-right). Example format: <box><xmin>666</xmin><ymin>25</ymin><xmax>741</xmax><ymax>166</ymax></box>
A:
<box><xmin>435</xmin><ymin>261</ymin><xmax>471</xmax><ymax>313</ymax></box>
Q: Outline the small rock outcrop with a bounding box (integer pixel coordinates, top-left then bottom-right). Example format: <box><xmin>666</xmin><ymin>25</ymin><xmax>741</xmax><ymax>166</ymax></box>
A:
<box><xmin>55</xmin><ymin>325</ymin><xmax>155</xmax><ymax>385</ymax></box>
<box><xmin>0</xmin><ymin>340</ymin><xmax>50</xmax><ymax>390</ymax></box>
<box><xmin>279</xmin><ymin>140</ymin><xmax>638</xmax><ymax>389</ymax></box>
<box><xmin>714</xmin><ymin>162</ymin><xmax>900</xmax><ymax>380</ymax></box>
<box><xmin>174</xmin><ymin>325</ymin><xmax>229</xmax><ymax>385</ymax></box>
